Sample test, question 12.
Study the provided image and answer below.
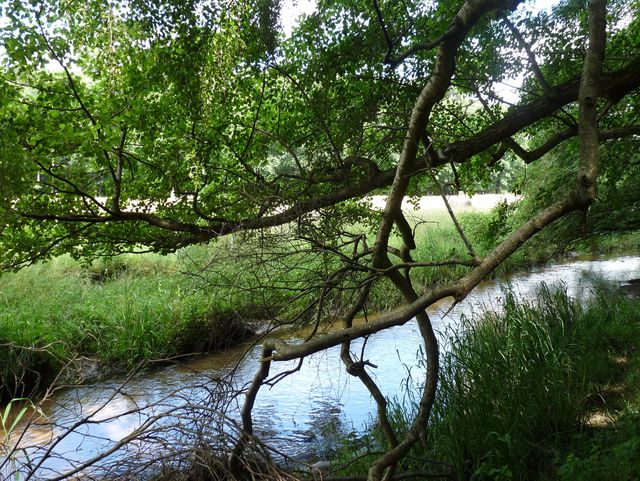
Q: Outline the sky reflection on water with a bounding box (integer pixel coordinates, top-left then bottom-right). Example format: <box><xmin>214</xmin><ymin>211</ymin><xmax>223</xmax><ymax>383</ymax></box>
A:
<box><xmin>3</xmin><ymin>255</ymin><xmax>639</xmax><ymax>479</ymax></box>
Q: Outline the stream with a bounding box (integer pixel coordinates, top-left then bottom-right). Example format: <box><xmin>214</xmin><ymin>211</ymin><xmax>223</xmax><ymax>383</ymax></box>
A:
<box><xmin>2</xmin><ymin>255</ymin><xmax>640</xmax><ymax>480</ymax></box>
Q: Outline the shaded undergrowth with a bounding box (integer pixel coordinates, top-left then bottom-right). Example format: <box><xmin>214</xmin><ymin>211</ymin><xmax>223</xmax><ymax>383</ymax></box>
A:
<box><xmin>330</xmin><ymin>282</ymin><xmax>640</xmax><ymax>480</ymax></box>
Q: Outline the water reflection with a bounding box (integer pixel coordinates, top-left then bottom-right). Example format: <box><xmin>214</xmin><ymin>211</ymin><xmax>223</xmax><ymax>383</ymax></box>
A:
<box><xmin>2</xmin><ymin>255</ymin><xmax>639</xmax><ymax>479</ymax></box>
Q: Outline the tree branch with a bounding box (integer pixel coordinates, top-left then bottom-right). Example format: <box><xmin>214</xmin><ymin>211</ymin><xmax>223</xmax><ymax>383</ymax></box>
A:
<box><xmin>577</xmin><ymin>0</ymin><xmax>607</xmax><ymax>202</ymax></box>
<box><xmin>502</xmin><ymin>16</ymin><xmax>555</xmax><ymax>96</ymax></box>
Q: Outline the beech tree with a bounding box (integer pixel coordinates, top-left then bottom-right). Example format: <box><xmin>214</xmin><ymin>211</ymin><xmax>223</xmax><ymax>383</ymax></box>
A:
<box><xmin>1</xmin><ymin>0</ymin><xmax>639</xmax><ymax>479</ymax></box>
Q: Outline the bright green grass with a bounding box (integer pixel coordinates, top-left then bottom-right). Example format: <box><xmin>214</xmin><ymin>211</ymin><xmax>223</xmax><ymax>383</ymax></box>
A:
<box><xmin>0</xmin><ymin>227</ymin><xmax>375</xmax><ymax>399</ymax></box>
<box><xmin>0</xmin><ymin>252</ymin><xmax>259</xmax><ymax>400</ymax></box>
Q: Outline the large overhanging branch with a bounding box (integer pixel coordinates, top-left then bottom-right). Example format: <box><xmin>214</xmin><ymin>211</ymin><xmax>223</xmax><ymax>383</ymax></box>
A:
<box><xmin>362</xmin><ymin>1</ymin><xmax>522</xmax><ymax>478</ymax></box>
<box><xmin>577</xmin><ymin>0</ymin><xmax>606</xmax><ymax>202</ymax></box>
<box><xmin>258</xmin><ymin>195</ymin><xmax>583</xmax><ymax>364</ymax></box>
<box><xmin>506</xmin><ymin>124</ymin><xmax>640</xmax><ymax>164</ymax></box>
<box><xmin>231</xmin><ymin>4</ymin><xmax>610</xmax><ymax>480</ymax></box>
<box><xmin>231</xmin><ymin>2</ymin><xmax>528</xmax><ymax>479</ymax></box>
<box><xmin>445</xmin><ymin>58</ymin><xmax>640</xmax><ymax>163</ymax></box>
<box><xmin>262</xmin><ymin>196</ymin><xmax>603</xmax><ymax>369</ymax></box>
<box><xmin>14</xmin><ymin>59</ymin><xmax>640</xmax><ymax>254</ymax></box>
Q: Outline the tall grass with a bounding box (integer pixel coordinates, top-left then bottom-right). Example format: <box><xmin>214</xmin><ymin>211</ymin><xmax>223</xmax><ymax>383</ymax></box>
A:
<box><xmin>0</xmin><ymin>253</ymin><xmax>258</xmax><ymax>400</ymax></box>
<box><xmin>430</xmin><ymin>286</ymin><xmax>584</xmax><ymax>480</ymax></box>
<box><xmin>330</xmin><ymin>281</ymin><xmax>640</xmax><ymax>480</ymax></box>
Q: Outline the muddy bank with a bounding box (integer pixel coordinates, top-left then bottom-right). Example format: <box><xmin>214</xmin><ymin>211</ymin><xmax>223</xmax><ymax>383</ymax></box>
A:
<box><xmin>620</xmin><ymin>278</ymin><xmax>640</xmax><ymax>297</ymax></box>
<box><xmin>0</xmin><ymin>313</ymin><xmax>256</xmax><ymax>404</ymax></box>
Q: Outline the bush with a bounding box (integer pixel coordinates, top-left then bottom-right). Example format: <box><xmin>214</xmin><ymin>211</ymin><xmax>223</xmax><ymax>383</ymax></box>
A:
<box><xmin>460</xmin><ymin>200</ymin><xmax>517</xmax><ymax>253</ymax></box>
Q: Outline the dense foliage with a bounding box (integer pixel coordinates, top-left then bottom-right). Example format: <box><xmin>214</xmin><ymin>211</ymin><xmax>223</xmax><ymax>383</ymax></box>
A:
<box><xmin>1</xmin><ymin>0</ymin><xmax>639</xmax><ymax>479</ymax></box>
<box><xmin>0</xmin><ymin>0</ymin><xmax>638</xmax><ymax>267</ymax></box>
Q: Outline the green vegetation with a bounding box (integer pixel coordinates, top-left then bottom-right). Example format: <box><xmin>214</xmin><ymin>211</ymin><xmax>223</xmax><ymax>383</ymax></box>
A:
<box><xmin>1</xmin><ymin>0</ymin><xmax>639</xmax><ymax>475</ymax></box>
<box><xmin>0</xmin><ymin>208</ymin><xmax>486</xmax><ymax>399</ymax></box>
<box><xmin>331</xmin><ymin>282</ymin><xmax>640</xmax><ymax>480</ymax></box>
<box><xmin>2</xmin><ymin>202</ymin><xmax>638</xmax><ymax>402</ymax></box>
<box><xmin>463</xmin><ymin>139</ymin><xmax>640</xmax><ymax>263</ymax></box>
<box><xmin>462</xmin><ymin>200</ymin><xmax>640</xmax><ymax>269</ymax></box>
<box><xmin>0</xmin><ymin>251</ymin><xmax>258</xmax><ymax>400</ymax></box>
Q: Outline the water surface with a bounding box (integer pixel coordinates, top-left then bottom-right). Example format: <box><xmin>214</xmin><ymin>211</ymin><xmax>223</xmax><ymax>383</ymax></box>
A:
<box><xmin>3</xmin><ymin>255</ymin><xmax>639</xmax><ymax>479</ymax></box>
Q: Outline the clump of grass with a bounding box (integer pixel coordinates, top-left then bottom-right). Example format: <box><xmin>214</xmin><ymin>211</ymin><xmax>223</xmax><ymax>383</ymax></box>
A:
<box><xmin>459</xmin><ymin>203</ymin><xmax>558</xmax><ymax>271</ymax></box>
<box><xmin>429</xmin><ymin>286</ymin><xmax>584</xmax><ymax>480</ymax></box>
<box><xmin>330</xmin><ymin>280</ymin><xmax>640</xmax><ymax>481</ymax></box>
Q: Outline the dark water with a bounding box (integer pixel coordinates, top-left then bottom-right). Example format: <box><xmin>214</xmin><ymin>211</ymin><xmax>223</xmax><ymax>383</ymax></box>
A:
<box><xmin>2</xmin><ymin>255</ymin><xmax>639</xmax><ymax>479</ymax></box>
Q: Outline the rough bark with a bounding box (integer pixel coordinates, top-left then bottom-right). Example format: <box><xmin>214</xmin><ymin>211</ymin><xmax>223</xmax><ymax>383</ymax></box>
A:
<box><xmin>577</xmin><ymin>0</ymin><xmax>607</xmax><ymax>202</ymax></box>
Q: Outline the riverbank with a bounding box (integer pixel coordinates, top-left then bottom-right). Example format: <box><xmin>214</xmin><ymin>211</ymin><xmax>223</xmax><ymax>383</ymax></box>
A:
<box><xmin>1</xmin><ymin>197</ymin><xmax>639</xmax><ymax>402</ymax></box>
<box><xmin>0</xmin><ymin>253</ymin><xmax>259</xmax><ymax>402</ymax></box>
<box><xmin>0</xmin><ymin>200</ymin><xmax>496</xmax><ymax>400</ymax></box>
<box><xmin>2</xmin><ymin>257</ymin><xmax>639</xmax><ymax>481</ymax></box>
<box><xmin>329</xmin><ymin>281</ymin><xmax>640</xmax><ymax>481</ymax></box>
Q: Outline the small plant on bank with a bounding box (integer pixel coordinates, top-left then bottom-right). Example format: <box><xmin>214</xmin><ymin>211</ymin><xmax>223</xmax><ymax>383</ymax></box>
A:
<box><xmin>1</xmin><ymin>397</ymin><xmax>45</xmax><ymax>480</ymax></box>
<box><xmin>1</xmin><ymin>398</ymin><xmax>43</xmax><ymax>440</ymax></box>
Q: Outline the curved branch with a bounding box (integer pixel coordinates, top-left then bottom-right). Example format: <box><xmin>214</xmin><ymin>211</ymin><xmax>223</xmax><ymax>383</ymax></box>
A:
<box><xmin>229</xmin><ymin>346</ymin><xmax>274</xmax><ymax>474</ymax></box>
<box><xmin>507</xmin><ymin>124</ymin><xmax>640</xmax><ymax>164</ymax></box>
<box><xmin>339</xmin><ymin>283</ymin><xmax>400</xmax><ymax>480</ymax></box>
<box><xmin>382</xmin><ymin>0</ymin><xmax>522</xmax><ymax>68</ymax></box>
<box><xmin>446</xmin><ymin>58</ymin><xmax>640</xmax><ymax>164</ymax></box>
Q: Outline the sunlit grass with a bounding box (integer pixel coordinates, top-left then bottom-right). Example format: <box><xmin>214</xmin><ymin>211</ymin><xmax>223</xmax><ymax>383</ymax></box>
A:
<box><xmin>0</xmin><ymin>252</ymin><xmax>258</xmax><ymax>400</ymax></box>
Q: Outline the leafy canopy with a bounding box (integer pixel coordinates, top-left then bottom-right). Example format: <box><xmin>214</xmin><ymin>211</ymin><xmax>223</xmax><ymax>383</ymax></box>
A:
<box><xmin>0</xmin><ymin>0</ymin><xmax>639</xmax><ymax>268</ymax></box>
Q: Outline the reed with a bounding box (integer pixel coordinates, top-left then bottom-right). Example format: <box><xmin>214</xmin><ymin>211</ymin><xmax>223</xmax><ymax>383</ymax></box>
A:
<box><xmin>330</xmin><ymin>281</ymin><xmax>640</xmax><ymax>480</ymax></box>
